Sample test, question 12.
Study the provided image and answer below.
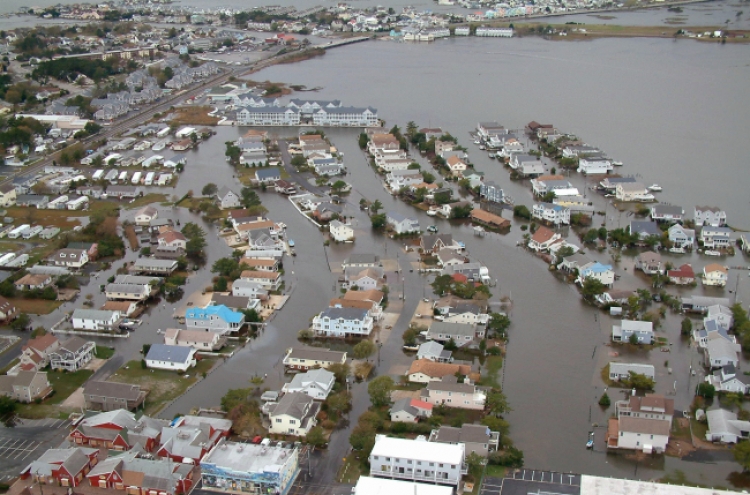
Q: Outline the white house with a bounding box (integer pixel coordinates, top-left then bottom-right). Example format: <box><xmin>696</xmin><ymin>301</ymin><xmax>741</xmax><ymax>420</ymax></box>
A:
<box><xmin>668</xmin><ymin>224</ymin><xmax>695</xmax><ymax>250</ymax></box>
<box><xmin>329</xmin><ymin>220</ymin><xmax>354</xmax><ymax>242</ymax></box>
<box><xmin>421</xmin><ymin>376</ymin><xmax>486</xmax><ymax>411</ymax></box>
<box><xmin>145</xmin><ymin>344</ymin><xmax>196</xmax><ymax>372</ymax></box>
<box><xmin>615</xmin><ymin>182</ymin><xmax>651</xmax><ymax>202</ymax></box>
<box><xmin>608</xmin><ymin>362</ymin><xmax>655</xmax><ymax>382</ymax></box>
<box><xmin>705</xmin><ymin>408</ymin><xmax>750</xmax><ymax>444</ymax></box>
<box><xmin>71</xmin><ymin>309</ymin><xmax>120</xmax><ymax>331</ymax></box>
<box><xmin>164</xmin><ymin>328</ymin><xmax>226</xmax><ymax>351</ymax></box>
<box><xmin>216</xmin><ymin>187</ymin><xmax>241</xmax><ymax>210</ymax></box>
<box><xmin>386</xmin><ymin>211</ymin><xmax>420</xmax><ymax>235</ymax></box>
<box><xmin>694</xmin><ymin>206</ymin><xmax>727</xmax><ymax>227</ymax></box>
<box><xmin>577</xmin><ymin>158</ymin><xmax>613</xmax><ymax>175</ymax></box>
<box><xmin>527</xmin><ymin>226</ymin><xmax>562</xmax><ymax>252</ymax></box>
<box><xmin>700</xmin><ymin>226</ymin><xmax>732</xmax><ymax>249</ymax></box>
<box><xmin>706</xmin><ymin>364</ymin><xmax>750</xmax><ymax>395</ymax></box>
<box><xmin>705</xmin><ymin>333</ymin><xmax>741</xmax><ymax>368</ymax></box>
<box><xmin>608</xmin><ymin>395</ymin><xmax>674</xmax><ymax>453</ymax></box>
<box><xmin>532</xmin><ymin>203</ymin><xmax>570</xmax><ymax>226</ymax></box>
<box><xmin>49</xmin><ymin>248</ymin><xmax>89</xmax><ymax>269</ymax></box>
<box><xmin>312</xmin><ymin>307</ymin><xmax>373</xmax><ymax>337</ymax></box>
<box><xmin>134</xmin><ymin>206</ymin><xmax>158</xmax><ymax>226</ymax></box>
<box><xmin>369</xmin><ymin>436</ymin><xmax>466</xmax><ymax>487</ymax></box>
<box><xmin>281</xmin><ymin>368</ymin><xmax>335</xmax><ymax>400</ymax></box>
<box><xmin>268</xmin><ymin>392</ymin><xmax>320</xmax><ymax>436</ymax></box>
<box><xmin>703</xmin><ymin>263</ymin><xmax>728</xmax><ymax>287</ymax></box>
<box><xmin>612</xmin><ymin>320</ymin><xmax>654</xmax><ymax>344</ymax></box>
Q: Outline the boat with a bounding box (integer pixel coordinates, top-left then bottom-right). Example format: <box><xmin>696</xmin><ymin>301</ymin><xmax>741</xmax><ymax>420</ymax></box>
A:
<box><xmin>648</xmin><ymin>184</ymin><xmax>662</xmax><ymax>192</ymax></box>
<box><xmin>427</xmin><ymin>225</ymin><xmax>438</xmax><ymax>233</ymax></box>
<box><xmin>669</xmin><ymin>247</ymin><xmax>685</xmax><ymax>254</ymax></box>
<box><xmin>426</xmin><ymin>207</ymin><xmax>439</xmax><ymax>216</ymax></box>
<box><xmin>613</xmin><ymin>160</ymin><xmax>623</xmax><ymax>167</ymax></box>
<box><xmin>402</xmin><ymin>345</ymin><xmax>419</xmax><ymax>352</ymax></box>
<box><xmin>704</xmin><ymin>250</ymin><xmax>721</xmax><ymax>256</ymax></box>
<box><xmin>586</xmin><ymin>432</ymin><xmax>594</xmax><ymax>449</ymax></box>
<box><xmin>474</xmin><ymin>139</ymin><xmax>481</xmax><ymax>145</ymax></box>
<box><xmin>488</xmin><ymin>152</ymin><xmax>496</xmax><ymax>159</ymax></box>
<box><xmin>288</xmin><ymin>239</ymin><xmax>295</xmax><ymax>248</ymax></box>
<box><xmin>479</xmin><ymin>145</ymin><xmax>486</xmax><ymax>150</ymax></box>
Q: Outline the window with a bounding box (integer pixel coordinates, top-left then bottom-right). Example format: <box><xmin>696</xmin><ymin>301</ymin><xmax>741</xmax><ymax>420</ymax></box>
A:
<box><xmin>407</xmin><ymin>460</ymin><xmax>412</xmax><ymax>464</ymax></box>
<box><xmin>439</xmin><ymin>464</ymin><xmax>444</xmax><ymax>468</ymax></box>
<box><xmin>275</xmin><ymin>419</ymin><xmax>282</xmax><ymax>423</ymax></box>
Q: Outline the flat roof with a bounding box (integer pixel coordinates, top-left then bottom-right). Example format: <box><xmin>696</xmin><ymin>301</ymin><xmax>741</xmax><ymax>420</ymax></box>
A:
<box><xmin>354</xmin><ymin>477</ymin><xmax>453</xmax><ymax>495</ymax></box>
<box><xmin>370</xmin><ymin>436</ymin><xmax>463</xmax><ymax>465</ymax></box>
<box><xmin>202</xmin><ymin>440</ymin><xmax>296</xmax><ymax>475</ymax></box>
<box><xmin>580</xmin><ymin>474</ymin><xmax>739</xmax><ymax>494</ymax></box>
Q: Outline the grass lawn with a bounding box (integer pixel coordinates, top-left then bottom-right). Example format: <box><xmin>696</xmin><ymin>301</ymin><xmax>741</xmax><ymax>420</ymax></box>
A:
<box><xmin>8</xmin><ymin>298</ymin><xmax>62</xmax><ymax>315</ymax></box>
<box><xmin>485</xmin><ymin>465</ymin><xmax>506</xmax><ymax>478</ymax></box>
<box><xmin>108</xmin><ymin>358</ymin><xmax>217</xmax><ymax>415</ymax></box>
<box><xmin>479</xmin><ymin>356</ymin><xmax>503</xmax><ymax>388</ymax></box>
<box><xmin>16</xmin><ymin>369</ymin><xmax>94</xmax><ymax>419</ymax></box>
<box><xmin>168</xmin><ymin>106</ymin><xmax>219</xmax><ymax>126</ymax></box>
<box><xmin>95</xmin><ymin>346</ymin><xmax>115</xmax><ymax>359</ymax></box>
<box><xmin>690</xmin><ymin>417</ymin><xmax>708</xmax><ymax>441</ymax></box>
<box><xmin>337</xmin><ymin>453</ymin><xmax>365</xmax><ymax>484</ymax></box>
<box><xmin>123</xmin><ymin>193</ymin><xmax>170</xmax><ymax>210</ymax></box>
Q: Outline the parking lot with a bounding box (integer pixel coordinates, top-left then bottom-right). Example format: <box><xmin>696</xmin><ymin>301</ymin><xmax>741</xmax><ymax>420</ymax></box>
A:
<box><xmin>481</xmin><ymin>470</ymin><xmax>581</xmax><ymax>495</ymax></box>
<box><xmin>0</xmin><ymin>419</ymin><xmax>70</xmax><ymax>481</ymax></box>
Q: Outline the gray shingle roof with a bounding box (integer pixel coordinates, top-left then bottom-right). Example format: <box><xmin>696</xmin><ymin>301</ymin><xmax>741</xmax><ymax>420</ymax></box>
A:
<box><xmin>146</xmin><ymin>344</ymin><xmax>194</xmax><ymax>364</ymax></box>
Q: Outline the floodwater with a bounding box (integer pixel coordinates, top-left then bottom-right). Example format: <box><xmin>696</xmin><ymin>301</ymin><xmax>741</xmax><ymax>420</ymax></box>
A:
<box><xmin>4</xmin><ymin>32</ymin><xmax>750</xmax><ymax>487</ymax></box>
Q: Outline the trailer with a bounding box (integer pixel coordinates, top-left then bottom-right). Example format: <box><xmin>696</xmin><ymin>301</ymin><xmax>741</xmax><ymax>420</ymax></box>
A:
<box><xmin>142</xmin><ymin>155</ymin><xmax>164</xmax><ymax>168</ymax></box>
<box><xmin>175</xmin><ymin>127</ymin><xmax>196</xmax><ymax>139</ymax></box>
<box><xmin>22</xmin><ymin>225</ymin><xmax>43</xmax><ymax>239</ymax></box>
<box><xmin>156</xmin><ymin>173</ymin><xmax>173</xmax><ymax>186</ymax></box>
<box><xmin>0</xmin><ymin>225</ymin><xmax>14</xmax><ymax>239</ymax></box>
<box><xmin>104</xmin><ymin>169</ymin><xmax>119</xmax><ymax>183</ymax></box>
<box><xmin>144</xmin><ymin>172</ymin><xmax>155</xmax><ymax>186</ymax></box>
<box><xmin>92</xmin><ymin>169</ymin><xmax>105</xmax><ymax>180</ymax></box>
<box><xmin>39</xmin><ymin>226</ymin><xmax>61</xmax><ymax>239</ymax></box>
<box><xmin>66</xmin><ymin>196</ymin><xmax>89</xmax><ymax>210</ymax></box>
<box><xmin>104</xmin><ymin>153</ymin><xmax>122</xmax><ymax>165</ymax></box>
<box><xmin>0</xmin><ymin>253</ymin><xmax>15</xmax><ymax>266</ymax></box>
<box><xmin>131</xmin><ymin>171</ymin><xmax>142</xmax><ymax>185</ymax></box>
<box><xmin>5</xmin><ymin>253</ymin><xmax>28</xmax><ymax>268</ymax></box>
<box><xmin>118</xmin><ymin>171</ymin><xmax>129</xmax><ymax>182</ymax></box>
<box><xmin>46</xmin><ymin>195</ymin><xmax>69</xmax><ymax>210</ymax></box>
<box><xmin>156</xmin><ymin>127</ymin><xmax>171</xmax><ymax>138</ymax></box>
<box><xmin>7</xmin><ymin>224</ymin><xmax>30</xmax><ymax>239</ymax></box>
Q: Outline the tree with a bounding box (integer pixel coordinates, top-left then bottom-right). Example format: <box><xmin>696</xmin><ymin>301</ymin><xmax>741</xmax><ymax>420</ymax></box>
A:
<box><xmin>0</xmin><ymin>396</ymin><xmax>16</xmax><ymax>427</ymax></box>
<box><xmin>350</xmin><ymin>423</ymin><xmax>376</xmax><ymax>454</ymax></box>
<box><xmin>358</xmin><ymin>132</ymin><xmax>368</xmax><ymax>149</ymax></box>
<box><xmin>330</xmin><ymin>180</ymin><xmax>347</xmax><ymax>194</ymax></box>
<box><xmin>240</xmin><ymin>187</ymin><xmax>262</xmax><ymax>209</ymax></box>
<box><xmin>541</xmin><ymin>191</ymin><xmax>556</xmax><ymax>203</ymax></box>
<box><xmin>599</xmin><ymin>393</ymin><xmax>611</xmax><ymax>407</ymax></box>
<box><xmin>213</xmin><ymin>276</ymin><xmax>228</xmax><ymax>292</ymax></box>
<box><xmin>486</xmin><ymin>389</ymin><xmax>511</xmax><ymax>416</ymax></box>
<box><xmin>370</xmin><ymin>199</ymin><xmax>383</xmax><ymax>215</ymax></box>
<box><xmin>10</xmin><ymin>313</ymin><xmax>30</xmax><ymax>331</ymax></box>
<box><xmin>212</xmin><ymin>257</ymin><xmax>241</xmax><ymax>277</ymax></box>
<box><xmin>697</xmin><ymin>382</ymin><xmax>715</xmax><ymax>399</ymax></box>
<box><xmin>450</xmin><ymin>204</ymin><xmax>473</xmax><ymax>219</ymax></box>
<box><xmin>290</xmin><ymin>154</ymin><xmax>306</xmax><ymax>167</ymax></box>
<box><xmin>583</xmin><ymin>229</ymin><xmax>599</xmax><ymax>244</ymax></box>
<box><xmin>488</xmin><ymin>446</ymin><xmax>524</xmax><ymax>468</ymax></box>
<box><xmin>466</xmin><ymin>452</ymin><xmax>484</xmax><ymax>473</ymax></box>
<box><xmin>325</xmin><ymin>391</ymin><xmax>351</xmax><ymax>418</ymax></box>
<box><xmin>367</xmin><ymin>375</ymin><xmax>394</xmax><ymax>406</ymax></box>
<box><xmin>305</xmin><ymin>426</ymin><xmax>327</xmax><ymax>447</ymax></box>
<box><xmin>581</xmin><ymin>278</ymin><xmax>606</xmax><ymax>300</ymax></box>
<box><xmin>681</xmin><ymin>317</ymin><xmax>693</xmax><ymax>336</ymax></box>
<box><xmin>431</xmin><ymin>274</ymin><xmax>453</xmax><ymax>296</ymax></box>
<box><xmin>488</xmin><ymin>313</ymin><xmax>511</xmax><ymax>338</ymax></box>
<box><xmin>624</xmin><ymin>371</ymin><xmax>655</xmax><ymax>390</ymax></box>
<box><xmin>202</xmin><ymin>183</ymin><xmax>218</xmax><ymax>196</ymax></box>
<box><xmin>628</xmin><ymin>333</ymin><xmax>639</xmax><ymax>345</ymax></box>
<box><xmin>370</xmin><ymin>213</ymin><xmax>386</xmax><ymax>230</ymax></box>
<box><xmin>734</xmin><ymin>440</ymin><xmax>750</xmax><ymax>472</ymax></box>
<box><xmin>328</xmin><ymin>362</ymin><xmax>351</xmax><ymax>384</ymax></box>
<box><xmin>513</xmin><ymin>204</ymin><xmax>531</xmax><ymax>220</ymax></box>
<box><xmin>353</xmin><ymin>340</ymin><xmax>376</xmax><ymax>360</ymax></box>
<box><xmin>481</xmin><ymin>415</ymin><xmax>510</xmax><ymax>436</ymax></box>
<box><xmin>182</xmin><ymin>222</ymin><xmax>206</xmax><ymax>260</ymax></box>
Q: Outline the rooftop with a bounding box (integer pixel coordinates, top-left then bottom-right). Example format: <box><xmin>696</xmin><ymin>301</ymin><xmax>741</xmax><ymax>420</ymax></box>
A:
<box><xmin>370</xmin><ymin>435</ymin><xmax>464</xmax><ymax>465</ymax></box>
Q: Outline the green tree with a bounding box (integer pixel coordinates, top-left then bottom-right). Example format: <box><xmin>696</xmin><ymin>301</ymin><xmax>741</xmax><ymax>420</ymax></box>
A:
<box><xmin>202</xmin><ymin>183</ymin><xmax>218</xmax><ymax>196</ymax></box>
<box><xmin>581</xmin><ymin>278</ymin><xmax>606</xmax><ymax>300</ymax></box>
<box><xmin>370</xmin><ymin>199</ymin><xmax>383</xmax><ymax>215</ymax></box>
<box><xmin>358</xmin><ymin>132</ymin><xmax>368</xmax><ymax>149</ymax></box>
<box><xmin>628</xmin><ymin>333</ymin><xmax>639</xmax><ymax>345</ymax></box>
<box><xmin>488</xmin><ymin>446</ymin><xmax>524</xmax><ymax>468</ymax></box>
<box><xmin>599</xmin><ymin>393</ymin><xmax>611</xmax><ymax>407</ymax></box>
<box><xmin>291</xmin><ymin>154</ymin><xmax>306</xmax><ymax>167</ymax></box>
<box><xmin>583</xmin><ymin>229</ymin><xmax>599</xmax><ymax>244</ymax></box>
<box><xmin>367</xmin><ymin>375</ymin><xmax>394</xmax><ymax>407</ymax></box>
<box><xmin>681</xmin><ymin>317</ymin><xmax>693</xmax><ymax>336</ymax></box>
<box><xmin>486</xmin><ymin>389</ymin><xmax>511</xmax><ymax>416</ymax></box>
<box><xmin>327</xmin><ymin>362</ymin><xmax>351</xmax><ymax>384</ymax></box>
<box><xmin>481</xmin><ymin>415</ymin><xmax>510</xmax><ymax>436</ymax></box>
<box><xmin>697</xmin><ymin>382</ymin><xmax>715</xmax><ymax>399</ymax></box>
<box><xmin>488</xmin><ymin>313</ymin><xmax>511</xmax><ymax>338</ymax></box>
<box><xmin>240</xmin><ymin>187</ymin><xmax>262</xmax><ymax>208</ymax></box>
<box><xmin>10</xmin><ymin>313</ymin><xmax>30</xmax><ymax>331</ymax></box>
<box><xmin>370</xmin><ymin>213</ymin><xmax>386</xmax><ymax>230</ymax></box>
<box><xmin>350</xmin><ymin>423</ymin><xmax>376</xmax><ymax>454</ymax></box>
<box><xmin>353</xmin><ymin>340</ymin><xmax>376</xmax><ymax>360</ymax></box>
<box><xmin>734</xmin><ymin>440</ymin><xmax>750</xmax><ymax>472</ymax></box>
<box><xmin>513</xmin><ymin>204</ymin><xmax>531</xmax><ymax>220</ymax></box>
<box><xmin>624</xmin><ymin>371</ymin><xmax>655</xmax><ymax>390</ymax></box>
<box><xmin>325</xmin><ymin>391</ymin><xmax>351</xmax><ymax>418</ymax></box>
<box><xmin>466</xmin><ymin>452</ymin><xmax>484</xmax><ymax>473</ymax></box>
<box><xmin>213</xmin><ymin>276</ymin><xmax>228</xmax><ymax>292</ymax></box>
<box><xmin>330</xmin><ymin>180</ymin><xmax>347</xmax><ymax>193</ymax></box>
<box><xmin>305</xmin><ymin>426</ymin><xmax>327</xmax><ymax>447</ymax></box>
<box><xmin>0</xmin><ymin>395</ymin><xmax>17</xmax><ymax>427</ymax></box>
<box><xmin>212</xmin><ymin>257</ymin><xmax>241</xmax><ymax>277</ymax></box>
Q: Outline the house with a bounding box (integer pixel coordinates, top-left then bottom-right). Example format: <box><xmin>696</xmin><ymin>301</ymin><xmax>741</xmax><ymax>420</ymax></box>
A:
<box><xmin>421</xmin><ymin>234</ymin><xmax>458</xmax><ymax>253</ymax></box>
<box><xmin>651</xmin><ymin>204</ymin><xmax>684</xmax><ymax>223</ymax></box>
<box><xmin>443</xmin><ymin>302</ymin><xmax>489</xmax><ymax>326</ymax></box>
<box><xmin>705</xmin><ymin>333</ymin><xmax>741</xmax><ymax>368</ymax></box>
<box><xmin>668</xmin><ymin>263</ymin><xmax>695</xmax><ymax>285</ymax></box>
<box><xmin>268</xmin><ymin>391</ymin><xmax>321</xmax><ymax>436</ymax></box>
<box><xmin>608</xmin><ymin>362</ymin><xmax>656</xmax><ymax>382</ymax></box>
<box><xmin>577</xmin><ymin>158</ymin><xmax>613</xmax><ymax>175</ymax></box>
<box><xmin>17</xmin><ymin>334</ymin><xmax>59</xmax><ymax>373</ymax></box>
<box><xmin>629</xmin><ymin>220</ymin><xmax>661</xmax><ymax>241</ymax></box>
<box><xmin>275</xmin><ymin>179</ymin><xmax>297</xmax><ymax>195</ymax></box>
<box><xmin>281</xmin><ymin>368</ymin><xmax>335</xmax><ymax>400</ymax></box>
<box><xmin>694</xmin><ymin>318</ymin><xmax>735</xmax><ymax>349</ymax></box>
<box><xmin>313</xmin><ymin>202</ymin><xmax>343</xmax><ymax>222</ymax></box>
<box><xmin>14</xmin><ymin>273</ymin><xmax>52</xmax><ymax>291</ymax></box>
<box><xmin>417</xmin><ymin>341</ymin><xmax>452</xmax><ymax>363</ymax></box>
<box><xmin>49</xmin><ymin>337</ymin><xmax>96</xmax><ymax>371</ymax></box>
<box><xmin>429</xmin><ymin>424</ymin><xmax>500</xmax><ymax>458</ymax></box>
<box><xmin>20</xmin><ymin>447</ymin><xmax>100</xmax><ymax>487</ymax></box>
<box><xmin>576</xmin><ymin>261</ymin><xmax>615</xmax><ymax>287</ymax></box>
<box><xmin>145</xmin><ymin>344</ymin><xmax>197</xmax><ymax>372</ymax></box>
<box><xmin>200</xmin><ymin>439</ymin><xmax>299</xmax><ymax>495</ymax></box>
<box><xmin>158</xmin><ymin>230</ymin><xmax>187</xmax><ymax>251</ymax></box>
<box><xmin>682</xmin><ymin>296</ymin><xmax>731</xmax><ymax>314</ymax></box>
<box><xmin>82</xmin><ymin>381</ymin><xmax>147</xmax><ymax>412</ymax></box>
<box><xmin>528</xmin><ymin>226</ymin><xmax>562</xmax><ymax>252</ymax></box>
<box><xmin>344</xmin><ymin>267</ymin><xmax>384</xmax><ymax>291</ymax></box>
<box><xmin>105</xmin><ymin>282</ymin><xmax>151</xmax><ymax>301</ymax></box>
<box><xmin>436</xmin><ymin>249</ymin><xmax>467</xmax><ymax>268</ymax></box>
<box><xmin>282</xmin><ymin>347</ymin><xmax>347</xmax><ymax>371</ymax></box>
<box><xmin>134</xmin><ymin>206</ymin><xmax>158</xmax><ymax>226</ymax></box>
<box><xmin>532</xmin><ymin>203</ymin><xmax>570</xmax><ymax>226</ymax></box>
<box><xmin>706</xmin><ymin>364</ymin><xmax>750</xmax><ymax>395</ymax></box>
<box><xmin>0</xmin><ymin>183</ymin><xmax>17</xmax><ymax>207</ymax></box>
<box><xmin>703</xmin><ymin>263</ymin><xmax>728</xmax><ymax>287</ymax></box>
<box><xmin>635</xmin><ymin>251</ymin><xmax>662</xmax><ymax>275</ymax></box>
<box><xmin>421</xmin><ymin>376</ymin><xmax>486</xmax><ymax>410</ymax></box>
<box><xmin>386</xmin><ymin>211</ymin><xmax>420</xmax><ymax>234</ymax></box>
<box><xmin>342</xmin><ymin>254</ymin><xmax>381</xmax><ymax>269</ymax></box>
<box><xmin>469</xmin><ymin>209</ymin><xmax>510</xmax><ymax>230</ymax></box>
<box><xmin>369</xmin><ymin>435</ymin><xmax>466</xmax><ymax>487</ymax></box>
<box><xmin>705</xmin><ymin>408</ymin><xmax>750</xmax><ymax>444</ymax></box>
<box><xmin>329</xmin><ymin>220</ymin><xmax>354</xmax><ymax>242</ymax></box>
<box><xmin>185</xmin><ymin>305</ymin><xmax>245</xmax><ymax>335</ymax></box>
<box><xmin>446</xmin><ymin>155</ymin><xmax>467</xmax><ymax>177</ymax></box>
<box><xmin>615</xmin><ymin>182</ymin><xmax>650</xmax><ymax>202</ymax></box>
<box><xmin>408</xmin><ymin>360</ymin><xmax>475</xmax><ymax>384</ymax></box>
<box><xmin>231</xmin><ymin>279</ymin><xmax>268</xmax><ymax>299</ymax></box>
<box><xmin>700</xmin><ymin>226</ymin><xmax>732</xmax><ymax>249</ymax></box>
<box><xmin>695</xmin><ymin>206</ymin><xmax>727</xmax><ymax>227</ymax></box>
<box><xmin>389</xmin><ymin>398</ymin><xmax>434</xmax><ymax>423</ymax></box>
<box><xmin>86</xmin><ymin>449</ymin><xmax>195</xmax><ymax>495</ymax></box>
<box><xmin>49</xmin><ymin>248</ymin><xmax>89</xmax><ymax>269</ymax></box>
<box><xmin>426</xmin><ymin>321</ymin><xmax>482</xmax><ymax>347</ymax></box>
<box><xmin>71</xmin><ymin>309</ymin><xmax>121</xmax><ymax>331</ymax></box>
<box><xmin>612</xmin><ymin>320</ymin><xmax>654</xmax><ymax>344</ymax></box>
<box><xmin>0</xmin><ymin>371</ymin><xmax>52</xmax><ymax>403</ymax></box>
<box><xmin>215</xmin><ymin>187</ymin><xmax>241</xmax><ymax>209</ymax></box>
<box><xmin>668</xmin><ymin>224</ymin><xmax>695</xmax><ymax>250</ymax></box>
<box><xmin>608</xmin><ymin>395</ymin><xmax>674</xmax><ymax>453</ymax></box>
<box><xmin>158</xmin><ymin>416</ymin><xmax>232</xmax><ymax>463</ymax></box>
<box><xmin>255</xmin><ymin>168</ymin><xmax>281</xmax><ymax>184</ymax></box>
<box><xmin>479</xmin><ymin>181</ymin><xmax>503</xmax><ymax>204</ymax></box>
<box><xmin>240</xmin><ymin>270</ymin><xmax>282</xmax><ymax>290</ymax></box>
<box><xmin>209</xmin><ymin>293</ymin><xmax>253</xmax><ymax>311</ymax></box>
<box><xmin>164</xmin><ymin>328</ymin><xmax>226</xmax><ymax>351</ymax></box>
<box><xmin>312</xmin><ymin>307</ymin><xmax>374</xmax><ymax>337</ymax></box>
<box><xmin>130</xmin><ymin>258</ymin><xmax>178</xmax><ymax>275</ymax></box>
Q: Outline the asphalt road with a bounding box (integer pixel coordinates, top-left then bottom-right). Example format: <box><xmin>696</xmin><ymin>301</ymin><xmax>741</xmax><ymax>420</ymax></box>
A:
<box><xmin>0</xmin><ymin>419</ymin><xmax>70</xmax><ymax>481</ymax></box>
<box><xmin>277</xmin><ymin>139</ymin><xmax>327</xmax><ymax>196</ymax></box>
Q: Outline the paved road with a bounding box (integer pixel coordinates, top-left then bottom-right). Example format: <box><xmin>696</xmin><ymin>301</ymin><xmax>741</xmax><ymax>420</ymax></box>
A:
<box><xmin>0</xmin><ymin>419</ymin><xmax>70</xmax><ymax>481</ymax></box>
<box><xmin>277</xmin><ymin>139</ymin><xmax>327</xmax><ymax>196</ymax></box>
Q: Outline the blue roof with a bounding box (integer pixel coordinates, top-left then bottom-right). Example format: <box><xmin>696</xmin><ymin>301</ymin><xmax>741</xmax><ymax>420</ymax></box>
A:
<box><xmin>584</xmin><ymin>262</ymin><xmax>613</xmax><ymax>274</ymax></box>
<box><xmin>146</xmin><ymin>344</ymin><xmax>193</xmax><ymax>363</ymax></box>
<box><xmin>185</xmin><ymin>304</ymin><xmax>244</xmax><ymax>323</ymax></box>
<box><xmin>255</xmin><ymin>168</ymin><xmax>280</xmax><ymax>179</ymax></box>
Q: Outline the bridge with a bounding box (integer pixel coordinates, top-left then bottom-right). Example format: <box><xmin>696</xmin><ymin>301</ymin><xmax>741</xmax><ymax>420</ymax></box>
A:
<box><xmin>317</xmin><ymin>36</ymin><xmax>370</xmax><ymax>50</ymax></box>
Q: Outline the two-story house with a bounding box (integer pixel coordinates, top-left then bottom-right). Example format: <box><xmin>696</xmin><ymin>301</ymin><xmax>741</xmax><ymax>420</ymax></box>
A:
<box><xmin>607</xmin><ymin>394</ymin><xmax>674</xmax><ymax>453</ymax></box>
<box><xmin>701</xmin><ymin>226</ymin><xmax>732</xmax><ymax>249</ymax></box>
<box><xmin>612</xmin><ymin>320</ymin><xmax>654</xmax><ymax>344</ymax></box>
<box><xmin>528</xmin><ymin>226</ymin><xmax>562</xmax><ymax>252</ymax></box>
<box><xmin>420</xmin><ymin>376</ymin><xmax>486</xmax><ymax>410</ymax></box>
<box><xmin>386</xmin><ymin>211</ymin><xmax>420</xmax><ymax>235</ymax></box>
<box><xmin>0</xmin><ymin>370</ymin><xmax>52</xmax><ymax>403</ymax></box>
<box><xmin>268</xmin><ymin>392</ymin><xmax>320</xmax><ymax>436</ymax></box>
<box><xmin>635</xmin><ymin>251</ymin><xmax>662</xmax><ymax>275</ymax></box>
<box><xmin>184</xmin><ymin>305</ymin><xmax>245</xmax><ymax>335</ymax></box>
<box><xmin>703</xmin><ymin>263</ymin><xmax>728</xmax><ymax>287</ymax></box>
<box><xmin>312</xmin><ymin>307</ymin><xmax>373</xmax><ymax>337</ymax></box>
<box><xmin>426</xmin><ymin>321</ymin><xmax>483</xmax><ymax>347</ymax></box>
<box><xmin>650</xmin><ymin>204</ymin><xmax>683</xmax><ymax>224</ymax></box>
<box><xmin>18</xmin><ymin>334</ymin><xmax>59</xmax><ymax>373</ymax></box>
<box><xmin>281</xmin><ymin>368</ymin><xmax>335</xmax><ymax>400</ymax></box>
<box><xmin>369</xmin><ymin>435</ymin><xmax>466</xmax><ymax>487</ymax></box>
<box><xmin>49</xmin><ymin>248</ymin><xmax>89</xmax><ymax>269</ymax></box>
<box><xmin>82</xmin><ymin>381</ymin><xmax>147</xmax><ymax>412</ymax></box>
<box><xmin>49</xmin><ymin>337</ymin><xmax>96</xmax><ymax>371</ymax></box>
<box><xmin>694</xmin><ymin>206</ymin><xmax>727</xmax><ymax>227</ymax></box>
<box><xmin>668</xmin><ymin>224</ymin><xmax>695</xmax><ymax>250</ymax></box>
<box><xmin>532</xmin><ymin>203</ymin><xmax>570</xmax><ymax>226</ymax></box>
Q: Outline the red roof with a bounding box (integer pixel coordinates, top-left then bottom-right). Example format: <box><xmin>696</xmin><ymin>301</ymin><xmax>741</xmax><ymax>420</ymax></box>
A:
<box><xmin>531</xmin><ymin>226</ymin><xmax>556</xmax><ymax>243</ymax></box>
<box><xmin>410</xmin><ymin>399</ymin><xmax>433</xmax><ymax>411</ymax></box>
<box><xmin>667</xmin><ymin>263</ymin><xmax>694</xmax><ymax>278</ymax></box>
<box><xmin>452</xmin><ymin>273</ymin><xmax>468</xmax><ymax>283</ymax></box>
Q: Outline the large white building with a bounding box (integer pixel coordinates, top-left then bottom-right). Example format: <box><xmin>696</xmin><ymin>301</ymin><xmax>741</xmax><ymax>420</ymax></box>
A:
<box><xmin>235</xmin><ymin>107</ymin><xmax>301</xmax><ymax>126</ymax></box>
<box><xmin>312</xmin><ymin>106</ymin><xmax>378</xmax><ymax>127</ymax></box>
<box><xmin>369</xmin><ymin>436</ymin><xmax>466</xmax><ymax>487</ymax></box>
<box><xmin>353</xmin><ymin>477</ymin><xmax>453</xmax><ymax>495</ymax></box>
<box><xmin>312</xmin><ymin>307</ymin><xmax>373</xmax><ymax>337</ymax></box>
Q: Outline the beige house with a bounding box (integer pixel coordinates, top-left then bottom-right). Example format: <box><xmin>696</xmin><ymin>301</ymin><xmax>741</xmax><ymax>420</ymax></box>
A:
<box><xmin>282</xmin><ymin>347</ymin><xmax>347</xmax><ymax>370</ymax></box>
<box><xmin>407</xmin><ymin>359</ymin><xmax>475</xmax><ymax>384</ymax></box>
<box><xmin>703</xmin><ymin>263</ymin><xmax>728</xmax><ymax>287</ymax></box>
<box><xmin>420</xmin><ymin>376</ymin><xmax>486</xmax><ymax>410</ymax></box>
<box><xmin>0</xmin><ymin>184</ymin><xmax>17</xmax><ymax>207</ymax></box>
<box><xmin>16</xmin><ymin>334</ymin><xmax>60</xmax><ymax>374</ymax></box>
<box><xmin>268</xmin><ymin>392</ymin><xmax>320</xmax><ymax>436</ymax></box>
<box><xmin>0</xmin><ymin>371</ymin><xmax>52</xmax><ymax>403</ymax></box>
<box><xmin>164</xmin><ymin>328</ymin><xmax>226</xmax><ymax>351</ymax></box>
